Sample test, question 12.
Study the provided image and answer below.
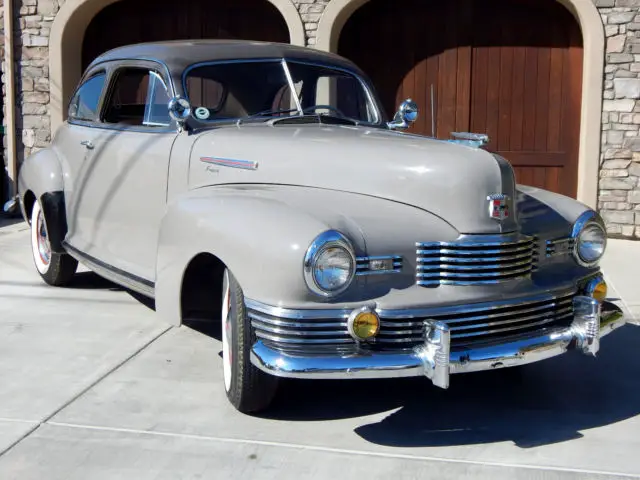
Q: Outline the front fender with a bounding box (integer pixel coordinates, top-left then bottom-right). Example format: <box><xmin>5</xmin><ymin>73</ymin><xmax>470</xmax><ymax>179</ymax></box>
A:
<box><xmin>155</xmin><ymin>187</ymin><xmax>361</xmax><ymax>326</ymax></box>
<box><xmin>154</xmin><ymin>184</ymin><xmax>463</xmax><ymax>326</ymax></box>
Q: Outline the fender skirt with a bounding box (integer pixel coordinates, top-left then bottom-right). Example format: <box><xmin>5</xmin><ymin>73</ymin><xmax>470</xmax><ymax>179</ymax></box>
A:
<box><xmin>40</xmin><ymin>191</ymin><xmax>68</xmax><ymax>254</ymax></box>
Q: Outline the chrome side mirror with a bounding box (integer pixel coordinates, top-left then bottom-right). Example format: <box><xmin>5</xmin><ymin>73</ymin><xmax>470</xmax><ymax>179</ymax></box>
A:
<box><xmin>168</xmin><ymin>96</ymin><xmax>192</xmax><ymax>132</ymax></box>
<box><xmin>387</xmin><ymin>98</ymin><xmax>418</xmax><ymax>130</ymax></box>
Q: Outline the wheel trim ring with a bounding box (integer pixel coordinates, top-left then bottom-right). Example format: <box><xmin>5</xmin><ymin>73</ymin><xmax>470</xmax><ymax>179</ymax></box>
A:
<box><xmin>36</xmin><ymin>209</ymin><xmax>51</xmax><ymax>265</ymax></box>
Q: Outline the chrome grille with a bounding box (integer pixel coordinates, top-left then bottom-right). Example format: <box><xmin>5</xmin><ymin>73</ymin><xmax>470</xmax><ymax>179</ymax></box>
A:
<box><xmin>416</xmin><ymin>236</ymin><xmax>535</xmax><ymax>286</ymax></box>
<box><xmin>247</xmin><ymin>291</ymin><xmax>576</xmax><ymax>352</ymax></box>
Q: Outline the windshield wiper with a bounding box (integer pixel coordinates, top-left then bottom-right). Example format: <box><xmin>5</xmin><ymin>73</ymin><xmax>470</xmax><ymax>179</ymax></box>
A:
<box><xmin>236</xmin><ymin>108</ymin><xmax>301</xmax><ymax>125</ymax></box>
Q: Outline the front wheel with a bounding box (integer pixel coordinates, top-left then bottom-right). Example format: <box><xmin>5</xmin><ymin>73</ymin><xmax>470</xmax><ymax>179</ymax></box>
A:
<box><xmin>30</xmin><ymin>199</ymin><xmax>78</xmax><ymax>286</ymax></box>
<box><xmin>221</xmin><ymin>268</ymin><xmax>278</xmax><ymax>413</ymax></box>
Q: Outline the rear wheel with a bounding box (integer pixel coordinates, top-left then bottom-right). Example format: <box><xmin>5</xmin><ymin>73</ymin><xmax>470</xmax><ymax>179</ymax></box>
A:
<box><xmin>30</xmin><ymin>199</ymin><xmax>78</xmax><ymax>286</ymax></box>
<box><xmin>221</xmin><ymin>268</ymin><xmax>278</xmax><ymax>413</ymax></box>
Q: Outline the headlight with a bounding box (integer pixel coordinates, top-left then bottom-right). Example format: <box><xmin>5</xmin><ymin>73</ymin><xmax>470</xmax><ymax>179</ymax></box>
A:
<box><xmin>572</xmin><ymin>211</ymin><xmax>607</xmax><ymax>267</ymax></box>
<box><xmin>304</xmin><ymin>230</ymin><xmax>356</xmax><ymax>297</ymax></box>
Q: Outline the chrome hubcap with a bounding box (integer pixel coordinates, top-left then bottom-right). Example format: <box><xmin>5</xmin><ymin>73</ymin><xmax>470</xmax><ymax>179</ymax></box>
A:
<box><xmin>36</xmin><ymin>211</ymin><xmax>51</xmax><ymax>265</ymax></box>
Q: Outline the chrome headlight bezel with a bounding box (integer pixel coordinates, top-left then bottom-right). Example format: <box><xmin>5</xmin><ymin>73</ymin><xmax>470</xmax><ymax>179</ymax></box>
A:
<box><xmin>572</xmin><ymin>211</ymin><xmax>607</xmax><ymax>268</ymax></box>
<box><xmin>304</xmin><ymin>230</ymin><xmax>356</xmax><ymax>298</ymax></box>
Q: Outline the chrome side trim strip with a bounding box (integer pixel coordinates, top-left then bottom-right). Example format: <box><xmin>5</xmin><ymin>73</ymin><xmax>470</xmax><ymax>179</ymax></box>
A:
<box><xmin>62</xmin><ymin>241</ymin><xmax>155</xmax><ymax>298</ymax></box>
<box><xmin>200</xmin><ymin>156</ymin><xmax>258</xmax><ymax>170</ymax></box>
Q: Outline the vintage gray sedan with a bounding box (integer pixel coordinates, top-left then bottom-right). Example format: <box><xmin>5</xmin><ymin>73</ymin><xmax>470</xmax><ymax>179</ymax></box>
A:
<box><xmin>11</xmin><ymin>40</ymin><xmax>625</xmax><ymax>413</ymax></box>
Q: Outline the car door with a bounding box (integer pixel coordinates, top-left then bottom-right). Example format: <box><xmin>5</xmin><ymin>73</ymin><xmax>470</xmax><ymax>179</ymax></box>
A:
<box><xmin>73</xmin><ymin>61</ymin><xmax>178</xmax><ymax>283</ymax></box>
<box><xmin>56</xmin><ymin>69</ymin><xmax>110</xmax><ymax>251</ymax></box>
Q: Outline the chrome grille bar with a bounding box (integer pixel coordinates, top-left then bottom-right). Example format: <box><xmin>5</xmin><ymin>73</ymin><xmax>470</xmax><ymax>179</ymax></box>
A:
<box><xmin>416</xmin><ymin>235</ymin><xmax>535</xmax><ymax>286</ymax></box>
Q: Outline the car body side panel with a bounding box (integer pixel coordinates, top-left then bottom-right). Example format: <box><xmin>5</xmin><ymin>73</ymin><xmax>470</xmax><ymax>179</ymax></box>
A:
<box><xmin>67</xmin><ymin>128</ymin><xmax>178</xmax><ymax>281</ymax></box>
<box><xmin>54</xmin><ymin>122</ymin><xmax>114</xmax><ymax>256</ymax></box>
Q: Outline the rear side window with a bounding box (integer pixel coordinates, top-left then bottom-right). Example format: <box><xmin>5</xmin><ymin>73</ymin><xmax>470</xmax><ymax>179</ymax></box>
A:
<box><xmin>68</xmin><ymin>73</ymin><xmax>107</xmax><ymax>122</ymax></box>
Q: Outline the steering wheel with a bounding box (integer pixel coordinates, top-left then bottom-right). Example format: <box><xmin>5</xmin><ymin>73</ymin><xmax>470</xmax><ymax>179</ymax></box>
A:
<box><xmin>302</xmin><ymin>105</ymin><xmax>346</xmax><ymax>117</ymax></box>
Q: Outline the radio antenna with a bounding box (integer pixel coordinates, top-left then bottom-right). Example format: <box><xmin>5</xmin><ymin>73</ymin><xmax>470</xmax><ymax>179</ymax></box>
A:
<box><xmin>430</xmin><ymin>84</ymin><xmax>436</xmax><ymax>138</ymax></box>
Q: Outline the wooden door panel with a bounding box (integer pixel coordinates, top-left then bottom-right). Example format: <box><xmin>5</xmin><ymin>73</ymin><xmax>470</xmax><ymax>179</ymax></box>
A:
<box><xmin>468</xmin><ymin>0</ymin><xmax>582</xmax><ymax>197</ymax></box>
<box><xmin>339</xmin><ymin>0</ymin><xmax>582</xmax><ymax>198</ymax></box>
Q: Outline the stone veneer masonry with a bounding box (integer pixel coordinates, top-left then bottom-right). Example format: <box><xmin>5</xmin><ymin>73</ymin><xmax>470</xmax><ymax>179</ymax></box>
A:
<box><xmin>2</xmin><ymin>0</ymin><xmax>640</xmax><ymax>238</ymax></box>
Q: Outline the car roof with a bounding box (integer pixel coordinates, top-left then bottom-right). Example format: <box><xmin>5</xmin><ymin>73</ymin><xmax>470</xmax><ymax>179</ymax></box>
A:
<box><xmin>87</xmin><ymin>39</ymin><xmax>364</xmax><ymax>75</ymax></box>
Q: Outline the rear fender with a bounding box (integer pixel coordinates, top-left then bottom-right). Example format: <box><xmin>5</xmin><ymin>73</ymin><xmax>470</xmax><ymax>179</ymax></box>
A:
<box><xmin>17</xmin><ymin>148</ymin><xmax>65</xmax><ymax>208</ymax></box>
<box><xmin>17</xmin><ymin>148</ymin><xmax>68</xmax><ymax>252</ymax></box>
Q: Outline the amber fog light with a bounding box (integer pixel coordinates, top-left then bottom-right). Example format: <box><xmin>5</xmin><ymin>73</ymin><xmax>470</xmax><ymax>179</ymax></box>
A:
<box><xmin>348</xmin><ymin>307</ymin><xmax>380</xmax><ymax>340</ymax></box>
<box><xmin>585</xmin><ymin>276</ymin><xmax>607</xmax><ymax>303</ymax></box>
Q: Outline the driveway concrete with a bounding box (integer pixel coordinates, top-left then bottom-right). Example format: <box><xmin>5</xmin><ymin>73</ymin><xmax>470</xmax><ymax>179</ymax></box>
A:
<box><xmin>1</xmin><ymin>221</ymin><xmax>639</xmax><ymax>479</ymax></box>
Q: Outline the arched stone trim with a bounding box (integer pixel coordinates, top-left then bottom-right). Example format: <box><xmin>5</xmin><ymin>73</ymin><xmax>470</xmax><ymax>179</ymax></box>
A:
<box><xmin>49</xmin><ymin>0</ymin><xmax>305</xmax><ymax>133</ymax></box>
<box><xmin>315</xmin><ymin>0</ymin><xmax>604</xmax><ymax>209</ymax></box>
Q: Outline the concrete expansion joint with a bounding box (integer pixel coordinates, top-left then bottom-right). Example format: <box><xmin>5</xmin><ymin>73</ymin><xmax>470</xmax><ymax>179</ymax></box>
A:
<box><xmin>0</xmin><ymin>325</ymin><xmax>174</xmax><ymax>459</ymax></box>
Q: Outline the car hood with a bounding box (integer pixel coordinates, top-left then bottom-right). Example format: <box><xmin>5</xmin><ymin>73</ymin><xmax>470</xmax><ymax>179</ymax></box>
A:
<box><xmin>188</xmin><ymin>123</ymin><xmax>519</xmax><ymax>234</ymax></box>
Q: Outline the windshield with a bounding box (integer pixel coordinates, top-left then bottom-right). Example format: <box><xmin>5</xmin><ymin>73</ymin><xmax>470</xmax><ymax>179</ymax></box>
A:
<box><xmin>183</xmin><ymin>59</ymin><xmax>381</xmax><ymax>125</ymax></box>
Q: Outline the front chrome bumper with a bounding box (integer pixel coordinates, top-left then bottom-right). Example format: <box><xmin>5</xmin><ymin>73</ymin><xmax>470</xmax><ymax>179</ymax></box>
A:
<box><xmin>250</xmin><ymin>296</ymin><xmax>625</xmax><ymax>388</ymax></box>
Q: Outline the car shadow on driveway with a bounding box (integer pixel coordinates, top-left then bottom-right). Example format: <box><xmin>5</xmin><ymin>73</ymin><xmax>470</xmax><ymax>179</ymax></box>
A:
<box><xmin>68</xmin><ymin>271</ymin><xmax>156</xmax><ymax>310</ymax></box>
<box><xmin>260</xmin><ymin>325</ymin><xmax>640</xmax><ymax>449</ymax></box>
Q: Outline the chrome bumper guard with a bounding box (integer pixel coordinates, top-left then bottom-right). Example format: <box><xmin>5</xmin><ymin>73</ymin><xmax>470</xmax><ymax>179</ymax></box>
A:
<box><xmin>250</xmin><ymin>297</ymin><xmax>625</xmax><ymax>386</ymax></box>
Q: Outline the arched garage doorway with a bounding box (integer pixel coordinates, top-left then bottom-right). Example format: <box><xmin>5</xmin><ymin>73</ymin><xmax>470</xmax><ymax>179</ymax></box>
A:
<box><xmin>339</xmin><ymin>0</ymin><xmax>584</xmax><ymax>198</ymax></box>
<box><xmin>82</xmin><ymin>0</ymin><xmax>289</xmax><ymax>71</ymax></box>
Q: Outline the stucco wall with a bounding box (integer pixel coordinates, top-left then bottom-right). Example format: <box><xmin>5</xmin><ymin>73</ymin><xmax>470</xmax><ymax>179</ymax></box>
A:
<box><xmin>3</xmin><ymin>0</ymin><xmax>640</xmax><ymax>238</ymax></box>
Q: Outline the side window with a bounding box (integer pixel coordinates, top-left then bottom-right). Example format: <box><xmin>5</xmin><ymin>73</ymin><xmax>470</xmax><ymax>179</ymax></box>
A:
<box><xmin>103</xmin><ymin>68</ymin><xmax>171</xmax><ymax>127</ymax></box>
<box><xmin>68</xmin><ymin>73</ymin><xmax>107</xmax><ymax>122</ymax></box>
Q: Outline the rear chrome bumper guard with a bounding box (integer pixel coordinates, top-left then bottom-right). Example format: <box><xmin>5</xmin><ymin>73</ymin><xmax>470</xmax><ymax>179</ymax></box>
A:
<box><xmin>250</xmin><ymin>296</ymin><xmax>625</xmax><ymax>387</ymax></box>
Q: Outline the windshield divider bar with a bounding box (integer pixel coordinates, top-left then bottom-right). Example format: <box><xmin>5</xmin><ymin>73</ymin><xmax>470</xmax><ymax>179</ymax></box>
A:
<box><xmin>281</xmin><ymin>59</ymin><xmax>303</xmax><ymax>116</ymax></box>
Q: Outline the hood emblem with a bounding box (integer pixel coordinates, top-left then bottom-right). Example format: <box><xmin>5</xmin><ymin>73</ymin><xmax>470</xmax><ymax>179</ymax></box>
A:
<box><xmin>487</xmin><ymin>194</ymin><xmax>510</xmax><ymax>221</ymax></box>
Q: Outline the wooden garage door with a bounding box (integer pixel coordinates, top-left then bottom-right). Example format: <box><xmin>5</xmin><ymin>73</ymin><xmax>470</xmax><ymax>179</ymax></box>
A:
<box><xmin>82</xmin><ymin>0</ymin><xmax>290</xmax><ymax>71</ymax></box>
<box><xmin>339</xmin><ymin>0</ymin><xmax>583</xmax><ymax>198</ymax></box>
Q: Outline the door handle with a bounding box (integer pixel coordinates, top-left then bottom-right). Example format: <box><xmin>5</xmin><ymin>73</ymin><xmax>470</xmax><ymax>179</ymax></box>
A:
<box><xmin>80</xmin><ymin>140</ymin><xmax>94</xmax><ymax>150</ymax></box>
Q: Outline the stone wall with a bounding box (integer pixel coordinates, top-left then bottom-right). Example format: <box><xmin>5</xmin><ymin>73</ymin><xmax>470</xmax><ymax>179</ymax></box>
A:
<box><xmin>597</xmin><ymin>0</ymin><xmax>640</xmax><ymax>238</ymax></box>
<box><xmin>11</xmin><ymin>0</ymin><xmax>59</xmax><ymax>167</ymax></box>
<box><xmin>4</xmin><ymin>0</ymin><xmax>640</xmax><ymax>239</ymax></box>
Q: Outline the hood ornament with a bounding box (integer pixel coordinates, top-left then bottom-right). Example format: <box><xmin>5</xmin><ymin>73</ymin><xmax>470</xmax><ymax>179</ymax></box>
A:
<box><xmin>450</xmin><ymin>132</ymin><xmax>489</xmax><ymax>148</ymax></box>
<box><xmin>487</xmin><ymin>194</ymin><xmax>510</xmax><ymax>222</ymax></box>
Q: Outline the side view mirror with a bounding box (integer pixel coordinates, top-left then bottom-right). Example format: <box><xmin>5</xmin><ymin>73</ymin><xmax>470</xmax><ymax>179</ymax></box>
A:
<box><xmin>387</xmin><ymin>98</ymin><xmax>418</xmax><ymax>130</ymax></box>
<box><xmin>168</xmin><ymin>96</ymin><xmax>192</xmax><ymax>132</ymax></box>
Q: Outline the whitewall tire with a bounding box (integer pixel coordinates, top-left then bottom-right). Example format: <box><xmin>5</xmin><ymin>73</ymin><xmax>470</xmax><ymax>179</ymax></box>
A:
<box><xmin>222</xmin><ymin>270</ymin><xmax>233</xmax><ymax>392</ymax></box>
<box><xmin>221</xmin><ymin>268</ymin><xmax>278</xmax><ymax>413</ymax></box>
<box><xmin>30</xmin><ymin>199</ymin><xmax>78</xmax><ymax>286</ymax></box>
